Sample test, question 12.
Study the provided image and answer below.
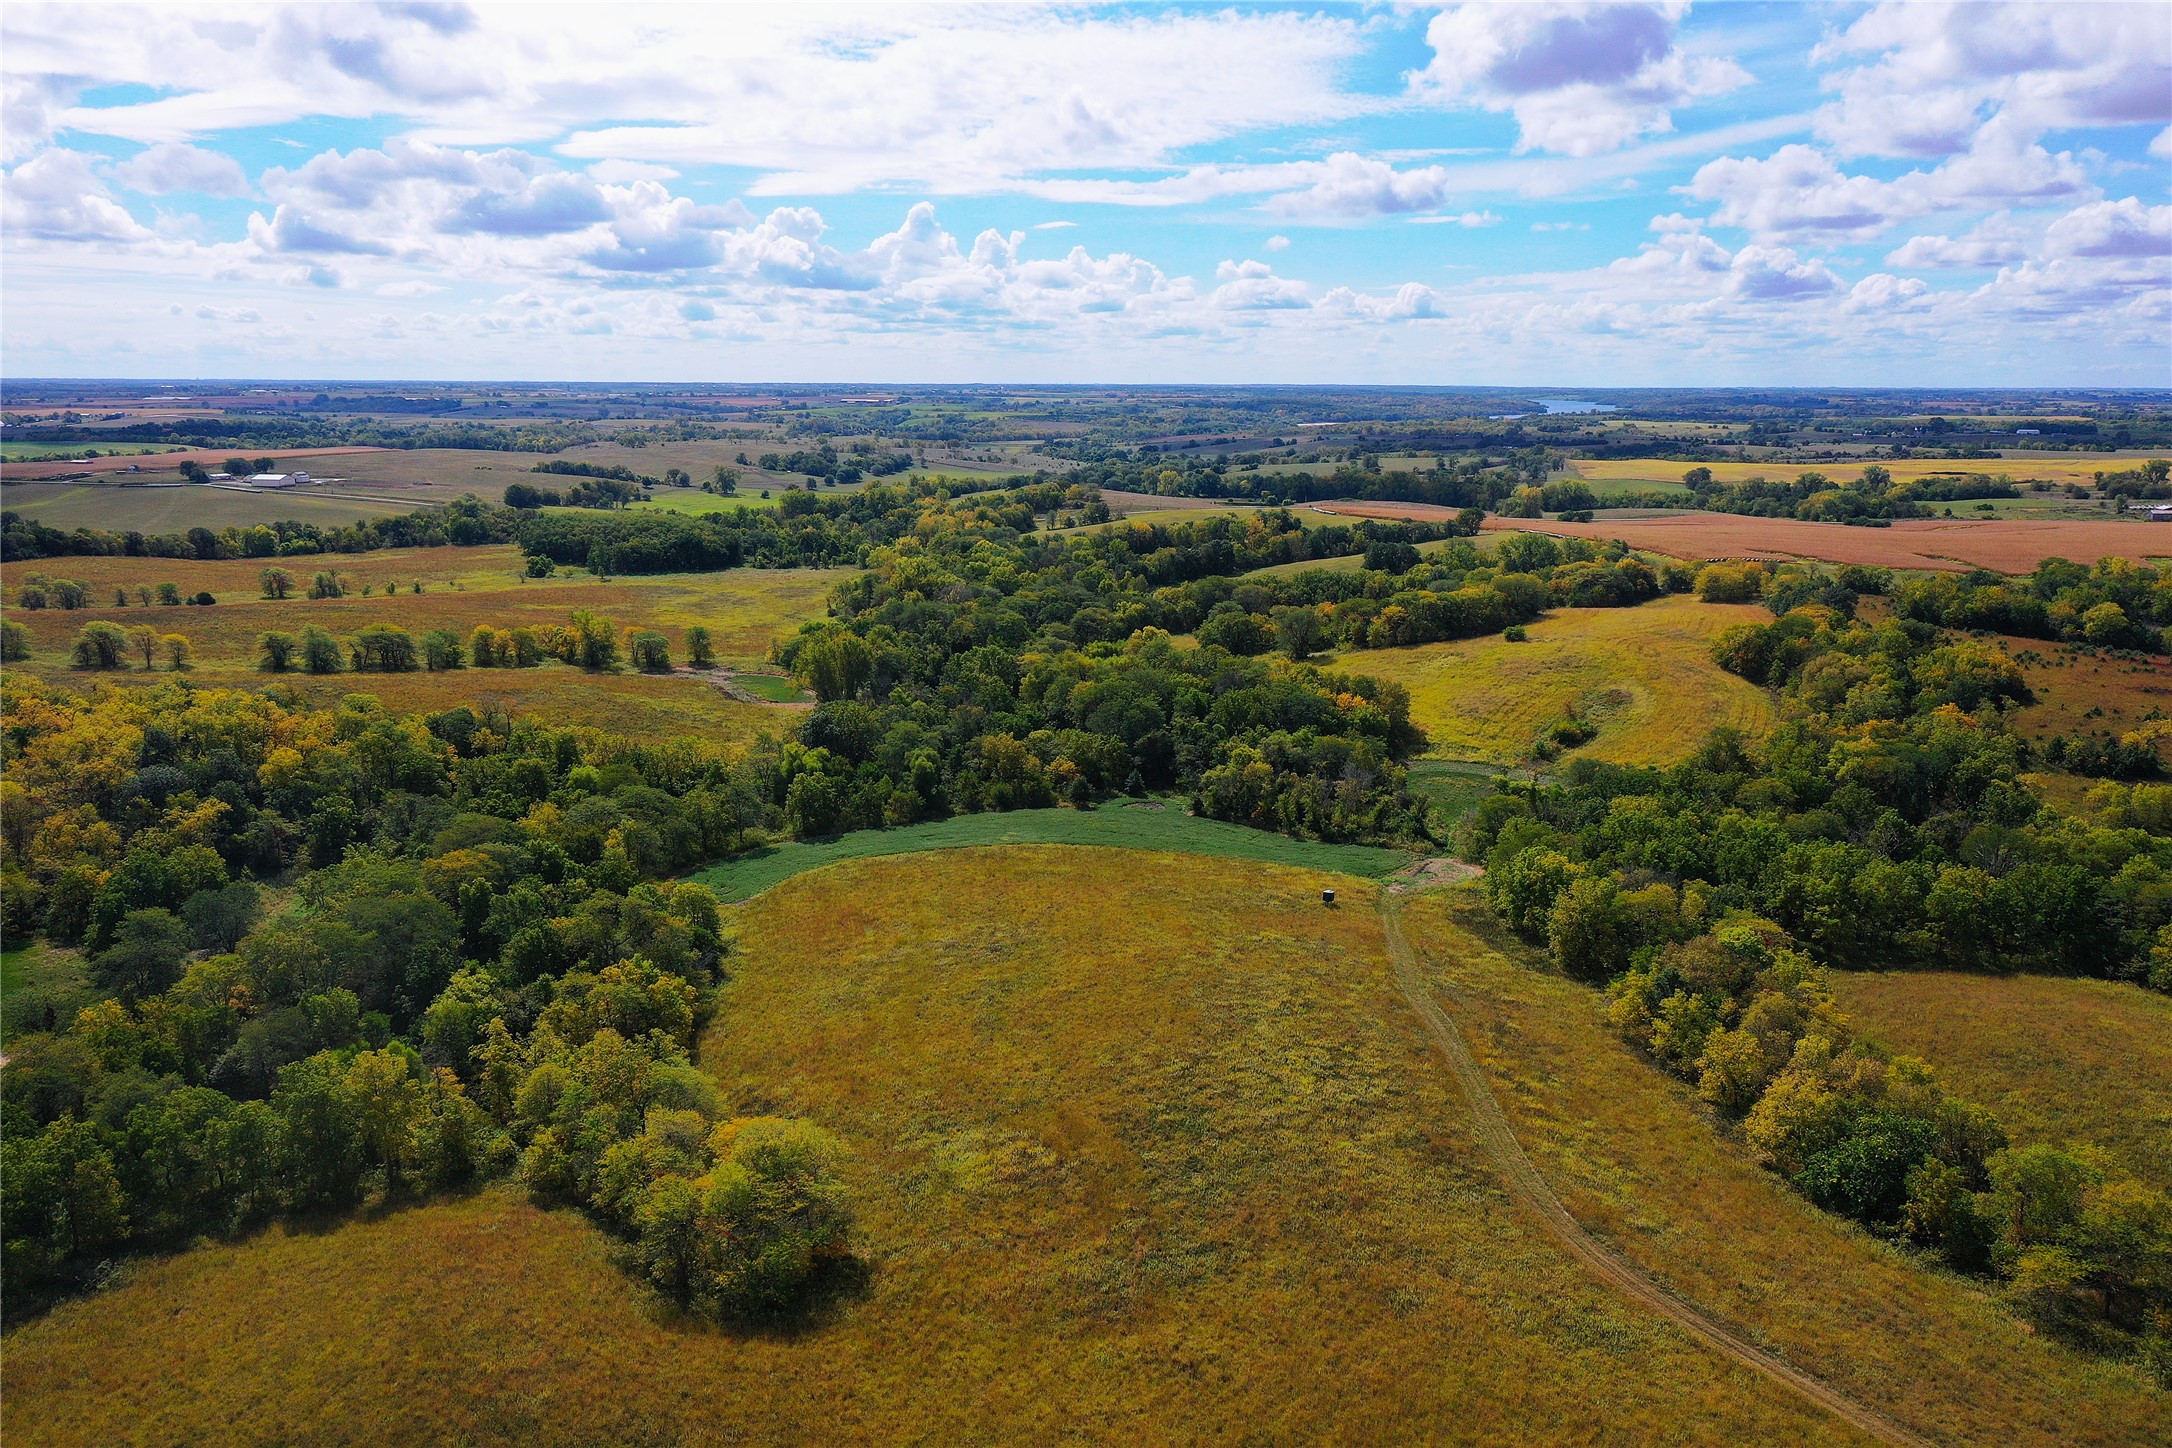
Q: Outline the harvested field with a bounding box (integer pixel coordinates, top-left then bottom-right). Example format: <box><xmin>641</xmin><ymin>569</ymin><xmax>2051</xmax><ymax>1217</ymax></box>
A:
<box><xmin>0</xmin><ymin>445</ymin><xmax>387</xmax><ymax>482</ymax></box>
<box><xmin>1569</xmin><ymin>455</ymin><xmax>2159</xmax><ymax>489</ymax></box>
<box><xmin>0</xmin><ymin>481</ymin><xmax>427</xmax><ymax>532</ymax></box>
<box><xmin>1309</xmin><ymin>502</ymin><xmax>2172</xmax><ymax>574</ymax></box>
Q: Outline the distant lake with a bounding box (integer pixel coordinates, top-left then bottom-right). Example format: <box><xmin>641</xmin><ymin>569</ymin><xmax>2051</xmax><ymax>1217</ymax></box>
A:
<box><xmin>1490</xmin><ymin>398</ymin><xmax>1620</xmax><ymax>419</ymax></box>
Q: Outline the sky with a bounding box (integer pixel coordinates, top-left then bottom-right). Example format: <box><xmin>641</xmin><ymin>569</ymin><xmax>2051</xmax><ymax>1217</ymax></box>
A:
<box><xmin>2</xmin><ymin>1</ymin><xmax>2168</xmax><ymax>386</ymax></box>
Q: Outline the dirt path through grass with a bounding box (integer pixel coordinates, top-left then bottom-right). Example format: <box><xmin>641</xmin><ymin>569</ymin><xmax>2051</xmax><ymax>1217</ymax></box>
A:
<box><xmin>1378</xmin><ymin>894</ymin><xmax>1931</xmax><ymax>1448</ymax></box>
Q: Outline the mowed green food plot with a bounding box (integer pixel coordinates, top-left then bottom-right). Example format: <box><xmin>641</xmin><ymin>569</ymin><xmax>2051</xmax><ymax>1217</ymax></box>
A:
<box><xmin>1832</xmin><ymin>971</ymin><xmax>2172</xmax><ymax>1191</ymax></box>
<box><xmin>2</xmin><ymin>546</ymin><xmax>845</xmax><ymax>744</ymax></box>
<box><xmin>686</xmin><ymin>801</ymin><xmax>1412</xmax><ymax>901</ymax></box>
<box><xmin>11</xmin><ymin>852</ymin><xmax>2161</xmax><ymax>1445</ymax></box>
<box><xmin>1346</xmin><ymin>596</ymin><xmax>1775</xmax><ymax>767</ymax></box>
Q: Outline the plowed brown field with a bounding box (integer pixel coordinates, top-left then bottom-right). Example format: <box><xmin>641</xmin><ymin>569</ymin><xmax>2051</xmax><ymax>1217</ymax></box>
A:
<box><xmin>1310</xmin><ymin>502</ymin><xmax>2172</xmax><ymax>574</ymax></box>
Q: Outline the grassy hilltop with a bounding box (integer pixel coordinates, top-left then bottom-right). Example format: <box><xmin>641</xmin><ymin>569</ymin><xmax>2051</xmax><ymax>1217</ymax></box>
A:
<box><xmin>7</xmin><ymin>851</ymin><xmax>2165</xmax><ymax>1446</ymax></box>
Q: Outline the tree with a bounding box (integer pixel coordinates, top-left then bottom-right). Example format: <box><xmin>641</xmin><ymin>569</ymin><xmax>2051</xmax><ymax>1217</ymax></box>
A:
<box><xmin>308</xmin><ymin>570</ymin><xmax>345</xmax><ymax>600</ymax></box>
<box><xmin>258</xmin><ymin>630</ymin><xmax>300</xmax><ymax>672</ymax></box>
<box><xmin>182</xmin><ymin>880</ymin><xmax>261</xmax><ymax>952</ymax></box>
<box><xmin>633</xmin><ymin>1173</ymin><xmax>706</xmax><ymax>1304</ymax></box>
<box><xmin>1272</xmin><ymin>605</ymin><xmax>1327</xmax><ymax>661</ymax></box>
<box><xmin>4</xmin><ymin>1117</ymin><xmax>129</xmax><ymax>1275</ymax></box>
<box><xmin>567</xmin><ymin>610</ymin><xmax>617</xmax><ymax>671</ymax></box>
<box><xmin>344</xmin><ymin>1049</ymin><xmax>425</xmax><ymax>1192</ymax></box>
<box><xmin>163</xmin><ymin>634</ymin><xmax>193</xmax><ymax>671</ymax></box>
<box><xmin>154</xmin><ymin>583</ymin><xmax>182</xmax><ymax>606</ymax></box>
<box><xmin>0</xmin><ymin>620</ymin><xmax>28</xmax><ymax>661</ymax></box>
<box><xmin>628</xmin><ymin>630</ymin><xmax>672</xmax><ymax>673</ymax></box>
<box><xmin>272</xmin><ymin>1053</ymin><xmax>364</xmax><ymax>1209</ymax></box>
<box><xmin>685</xmin><ymin>625</ymin><xmax>716</xmax><ymax>667</ymax></box>
<box><xmin>127</xmin><ymin>623</ymin><xmax>160</xmax><ymax>671</ymax></box>
<box><xmin>795</xmin><ymin>632</ymin><xmax>872</xmax><ymax>700</ymax></box>
<box><xmin>698</xmin><ymin>1117</ymin><xmax>853</xmax><ymax>1317</ymax></box>
<box><xmin>711</xmin><ymin>466</ymin><xmax>737</xmax><ymax>495</ymax></box>
<box><xmin>352</xmin><ymin>624</ymin><xmax>418</xmax><ymax>672</ymax></box>
<box><xmin>260</xmin><ymin>566</ymin><xmax>295</xmax><ymax>599</ymax></box>
<box><xmin>224</xmin><ymin>456</ymin><xmax>253</xmax><ymax>477</ymax></box>
<box><xmin>300</xmin><ymin>624</ymin><xmax>344</xmax><ymax>674</ymax></box>
<box><xmin>70</xmin><ymin>620</ymin><xmax>129</xmax><ymax>670</ymax></box>
<box><xmin>421</xmin><ymin>630</ymin><xmax>465</xmax><ymax>672</ymax></box>
<box><xmin>91</xmin><ymin>907</ymin><xmax>192</xmax><ymax>1000</ymax></box>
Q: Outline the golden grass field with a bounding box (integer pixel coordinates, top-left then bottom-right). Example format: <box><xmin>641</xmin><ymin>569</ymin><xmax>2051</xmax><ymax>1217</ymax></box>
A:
<box><xmin>1342</xmin><ymin>596</ymin><xmax>1776</xmax><ymax>766</ymax></box>
<box><xmin>1997</xmin><ymin>639</ymin><xmax>2172</xmax><ymax>740</ymax></box>
<box><xmin>10</xmin><ymin>853</ymin><xmax>2163</xmax><ymax>1444</ymax></box>
<box><xmin>1568</xmin><ymin>455</ymin><xmax>2159</xmax><ymax>489</ymax></box>
<box><xmin>1831</xmin><ymin>972</ymin><xmax>2172</xmax><ymax>1191</ymax></box>
<box><xmin>1394</xmin><ymin>889</ymin><xmax>2169</xmax><ymax>1445</ymax></box>
<box><xmin>2</xmin><ymin>545</ymin><xmax>841</xmax><ymax>743</ymax></box>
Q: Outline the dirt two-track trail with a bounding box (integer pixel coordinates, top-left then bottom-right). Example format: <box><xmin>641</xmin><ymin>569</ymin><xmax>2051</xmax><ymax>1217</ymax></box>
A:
<box><xmin>1378</xmin><ymin>895</ymin><xmax>1934</xmax><ymax>1448</ymax></box>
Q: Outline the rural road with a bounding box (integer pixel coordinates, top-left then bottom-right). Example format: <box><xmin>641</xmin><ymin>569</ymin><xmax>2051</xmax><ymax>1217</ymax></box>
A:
<box><xmin>1378</xmin><ymin>895</ymin><xmax>1933</xmax><ymax>1448</ymax></box>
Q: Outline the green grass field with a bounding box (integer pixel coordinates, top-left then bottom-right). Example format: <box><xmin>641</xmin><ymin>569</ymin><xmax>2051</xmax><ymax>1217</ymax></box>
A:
<box><xmin>726</xmin><ymin>671</ymin><xmax>811</xmax><ymax>702</ymax></box>
<box><xmin>0</xmin><ymin>941</ymin><xmax>96</xmax><ymax>1040</ymax></box>
<box><xmin>1404</xmin><ymin>761</ymin><xmax>1500</xmax><ymax>836</ymax></box>
<box><xmin>1832</xmin><ymin>971</ymin><xmax>2172</xmax><ymax>1191</ymax></box>
<box><xmin>1343</xmin><ymin>596</ymin><xmax>1776</xmax><ymax>767</ymax></box>
<box><xmin>9</xmin><ymin>854</ymin><xmax>2161</xmax><ymax>1445</ymax></box>
<box><xmin>685</xmin><ymin>800</ymin><xmax>1413</xmax><ymax>900</ymax></box>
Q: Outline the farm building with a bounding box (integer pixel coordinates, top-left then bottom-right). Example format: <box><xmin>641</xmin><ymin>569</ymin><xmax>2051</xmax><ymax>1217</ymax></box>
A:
<box><xmin>248</xmin><ymin>470</ymin><xmax>310</xmax><ymax>488</ymax></box>
<box><xmin>2148</xmin><ymin>506</ymin><xmax>2172</xmax><ymax>523</ymax></box>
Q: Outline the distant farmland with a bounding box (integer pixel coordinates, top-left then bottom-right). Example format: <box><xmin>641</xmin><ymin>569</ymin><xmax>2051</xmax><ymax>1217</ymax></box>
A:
<box><xmin>1568</xmin><ymin>454</ymin><xmax>2159</xmax><ymax>489</ymax></box>
<box><xmin>1310</xmin><ymin>501</ymin><xmax>2172</xmax><ymax>574</ymax></box>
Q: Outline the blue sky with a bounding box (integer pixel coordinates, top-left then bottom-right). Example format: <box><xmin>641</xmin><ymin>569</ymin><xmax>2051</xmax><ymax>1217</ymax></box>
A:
<box><xmin>3</xmin><ymin>2</ymin><xmax>2168</xmax><ymax>384</ymax></box>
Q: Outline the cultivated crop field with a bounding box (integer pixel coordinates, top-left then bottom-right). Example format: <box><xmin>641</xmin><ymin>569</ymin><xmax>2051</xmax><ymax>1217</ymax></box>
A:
<box><xmin>0</xmin><ymin>481</ymin><xmax>429</xmax><ymax>532</ymax></box>
<box><xmin>1344</xmin><ymin>596</ymin><xmax>1776</xmax><ymax>767</ymax></box>
<box><xmin>0</xmin><ymin>445</ymin><xmax>387</xmax><ymax>482</ymax></box>
<box><xmin>9</xmin><ymin>853</ymin><xmax>2161</xmax><ymax>1445</ymax></box>
<box><xmin>1831</xmin><ymin>972</ymin><xmax>2172</xmax><ymax>1191</ymax></box>
<box><xmin>1568</xmin><ymin>455</ymin><xmax>2156</xmax><ymax>488</ymax></box>
<box><xmin>1310</xmin><ymin>501</ymin><xmax>2172</xmax><ymax>573</ymax></box>
<box><xmin>1</xmin><ymin>546</ymin><xmax>843</xmax><ymax>742</ymax></box>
